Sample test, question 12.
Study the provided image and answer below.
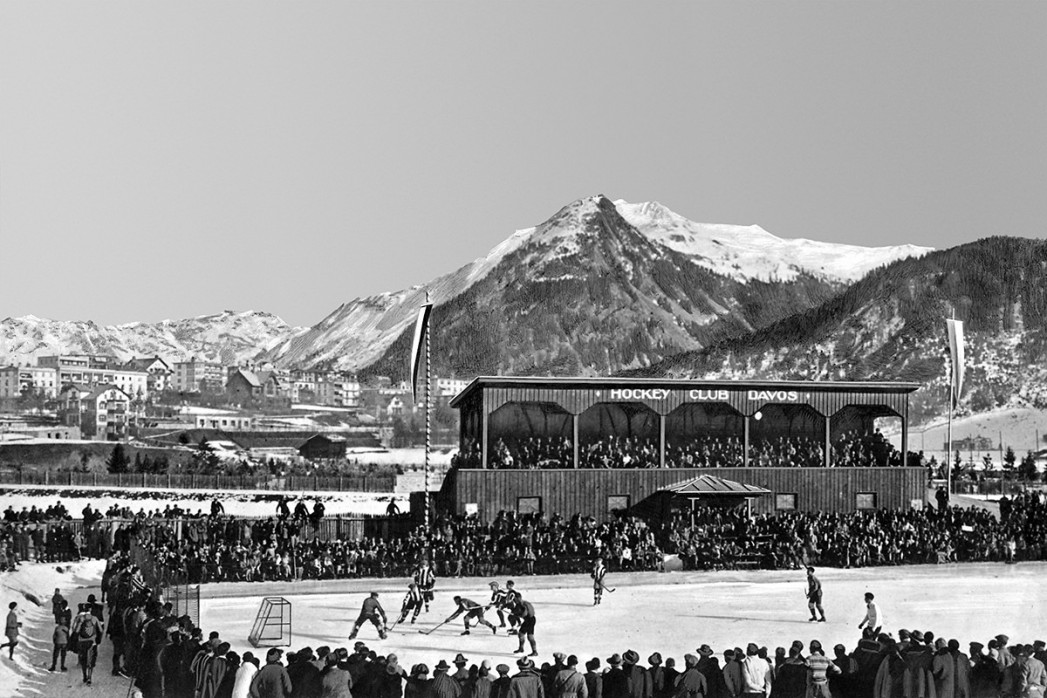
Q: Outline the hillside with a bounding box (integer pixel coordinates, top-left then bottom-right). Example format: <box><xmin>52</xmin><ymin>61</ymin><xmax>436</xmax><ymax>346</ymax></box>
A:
<box><xmin>627</xmin><ymin>236</ymin><xmax>1047</xmax><ymax>424</ymax></box>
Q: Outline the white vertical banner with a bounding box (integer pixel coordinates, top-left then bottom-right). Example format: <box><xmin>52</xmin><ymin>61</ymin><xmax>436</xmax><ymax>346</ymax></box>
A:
<box><xmin>409</xmin><ymin>302</ymin><xmax>433</xmax><ymax>402</ymax></box>
<box><xmin>946</xmin><ymin>318</ymin><xmax>965</xmax><ymax>405</ymax></box>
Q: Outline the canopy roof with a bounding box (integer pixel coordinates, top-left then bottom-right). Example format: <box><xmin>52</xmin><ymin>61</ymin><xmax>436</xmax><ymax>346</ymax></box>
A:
<box><xmin>662</xmin><ymin>474</ymin><xmax>771</xmax><ymax>496</ymax></box>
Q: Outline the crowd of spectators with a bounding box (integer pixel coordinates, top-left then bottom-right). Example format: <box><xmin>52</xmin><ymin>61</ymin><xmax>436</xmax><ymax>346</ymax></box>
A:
<box><xmin>454</xmin><ymin>432</ymin><xmax>901</xmax><ymax>470</ymax></box>
<box><xmin>21</xmin><ymin>551</ymin><xmax>1047</xmax><ymax>698</ymax></box>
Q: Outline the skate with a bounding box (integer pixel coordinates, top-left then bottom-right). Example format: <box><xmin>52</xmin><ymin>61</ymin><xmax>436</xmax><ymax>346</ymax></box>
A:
<box><xmin>819</xmin><ymin>617</ymin><xmax>827</xmax><ymax>622</ymax></box>
<box><xmin>514</xmin><ymin>648</ymin><xmax>524</xmax><ymax>654</ymax></box>
<box><xmin>529</xmin><ymin>651</ymin><xmax>539</xmax><ymax>657</ymax></box>
<box><xmin>461</xmin><ymin>630</ymin><xmax>470</xmax><ymax>635</ymax></box>
<box><xmin>348</xmin><ymin>630</ymin><xmax>358</xmax><ymax>640</ymax></box>
<box><xmin>491</xmin><ymin>625</ymin><xmax>497</xmax><ymax>635</ymax></box>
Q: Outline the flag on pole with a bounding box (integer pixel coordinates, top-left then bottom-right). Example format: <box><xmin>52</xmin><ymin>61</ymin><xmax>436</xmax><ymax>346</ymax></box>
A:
<box><xmin>410</xmin><ymin>301</ymin><xmax>433</xmax><ymax>402</ymax></box>
<box><xmin>946</xmin><ymin>318</ymin><xmax>965</xmax><ymax>405</ymax></box>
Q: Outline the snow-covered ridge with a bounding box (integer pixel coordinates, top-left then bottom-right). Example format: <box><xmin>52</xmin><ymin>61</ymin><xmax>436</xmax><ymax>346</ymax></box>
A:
<box><xmin>614</xmin><ymin>199</ymin><xmax>933</xmax><ymax>283</ymax></box>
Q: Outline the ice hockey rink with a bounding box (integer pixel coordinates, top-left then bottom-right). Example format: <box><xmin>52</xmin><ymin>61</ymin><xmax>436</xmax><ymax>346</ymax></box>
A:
<box><xmin>199</xmin><ymin>562</ymin><xmax>1047</xmax><ymax>667</ymax></box>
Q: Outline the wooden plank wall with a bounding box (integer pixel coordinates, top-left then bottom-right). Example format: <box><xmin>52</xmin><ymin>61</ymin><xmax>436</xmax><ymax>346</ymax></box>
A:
<box><xmin>450</xmin><ymin>467</ymin><xmax>926</xmax><ymax>521</ymax></box>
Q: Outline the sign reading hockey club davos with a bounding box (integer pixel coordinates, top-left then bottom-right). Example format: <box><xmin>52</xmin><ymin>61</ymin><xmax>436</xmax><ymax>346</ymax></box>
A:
<box><xmin>603</xmin><ymin>388</ymin><xmax>805</xmax><ymax>402</ymax></box>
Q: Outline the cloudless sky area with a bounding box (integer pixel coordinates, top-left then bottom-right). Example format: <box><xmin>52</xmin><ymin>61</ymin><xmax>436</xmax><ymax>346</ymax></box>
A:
<box><xmin>1</xmin><ymin>2</ymin><xmax>1044</xmax><ymax>327</ymax></box>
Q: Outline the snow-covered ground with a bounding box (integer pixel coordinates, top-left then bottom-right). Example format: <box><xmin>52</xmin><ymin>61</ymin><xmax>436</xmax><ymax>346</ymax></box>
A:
<box><xmin>0</xmin><ymin>485</ymin><xmax>406</xmax><ymax>518</ymax></box>
<box><xmin>887</xmin><ymin>406</ymin><xmax>1047</xmax><ymax>465</ymax></box>
<box><xmin>4</xmin><ymin>560</ymin><xmax>1046</xmax><ymax>698</ymax></box>
<box><xmin>3</xmin><ymin>560</ymin><xmax>1046</xmax><ymax>698</ymax></box>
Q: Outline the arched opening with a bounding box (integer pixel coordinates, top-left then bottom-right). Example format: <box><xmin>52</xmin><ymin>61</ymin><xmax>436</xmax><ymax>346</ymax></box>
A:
<box><xmin>664</xmin><ymin>403</ymin><xmax>744</xmax><ymax>467</ymax></box>
<box><xmin>487</xmin><ymin>402</ymin><xmax>573</xmax><ymax>469</ymax></box>
<box><xmin>577</xmin><ymin>402</ymin><xmax>659</xmax><ymax>468</ymax></box>
<box><xmin>748</xmin><ymin>403</ymin><xmax>826</xmax><ymax>467</ymax></box>
<box><xmin>830</xmin><ymin>405</ymin><xmax>903</xmax><ymax>467</ymax></box>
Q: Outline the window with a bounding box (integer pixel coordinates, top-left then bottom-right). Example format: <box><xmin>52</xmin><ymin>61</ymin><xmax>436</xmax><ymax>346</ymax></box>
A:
<box><xmin>607</xmin><ymin>495</ymin><xmax>631</xmax><ymax>513</ymax></box>
<box><xmin>775</xmin><ymin>493</ymin><xmax>797</xmax><ymax>510</ymax></box>
<box><xmin>517</xmin><ymin>496</ymin><xmax>542</xmax><ymax>515</ymax></box>
<box><xmin>856</xmin><ymin>492</ymin><xmax>877</xmax><ymax>510</ymax></box>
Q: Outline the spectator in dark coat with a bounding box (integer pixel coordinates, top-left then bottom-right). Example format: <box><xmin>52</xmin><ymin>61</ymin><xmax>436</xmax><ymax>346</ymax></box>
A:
<box><xmin>671</xmin><ymin>655</ymin><xmax>707</xmax><ymax>698</ymax></box>
<box><xmin>508</xmin><ymin>656</ymin><xmax>545</xmax><ymax>698</ymax></box>
<box><xmin>695</xmin><ymin>646</ymin><xmax>723</xmax><ymax>698</ymax></box>
<box><xmin>251</xmin><ymin>648</ymin><xmax>294</xmax><ymax>698</ymax></box>
<box><xmin>584</xmin><ymin>659</ymin><xmax>603</xmax><ymax>698</ymax></box>
<box><xmin>320</xmin><ymin>649</ymin><xmax>354</xmax><ymax>698</ymax></box>
<box><xmin>648</xmin><ymin>654</ymin><xmax>667</xmax><ymax>698</ymax></box>
<box><xmin>288</xmin><ymin>647</ymin><xmax>320</xmax><ymax>698</ymax></box>
<box><xmin>380</xmin><ymin>655</ymin><xmax>407</xmax><ymax>698</ymax></box>
<box><xmin>623</xmin><ymin>651</ymin><xmax>651</xmax><ymax>698</ymax></box>
<box><xmin>405</xmin><ymin>664</ymin><xmax>431</xmax><ymax>698</ymax></box>
<box><xmin>474</xmin><ymin>661</ymin><xmax>494</xmax><ymax>698</ymax></box>
<box><xmin>494</xmin><ymin>664</ymin><xmax>512</xmax><ymax>698</ymax></box>
<box><xmin>434</xmin><ymin>660</ymin><xmax>463</xmax><ymax>698</ymax></box>
<box><xmin>603</xmin><ymin>655</ymin><xmax>631</xmax><ymax>698</ymax></box>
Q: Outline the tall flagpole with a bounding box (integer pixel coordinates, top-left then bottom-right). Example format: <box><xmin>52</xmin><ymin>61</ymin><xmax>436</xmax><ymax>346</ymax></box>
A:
<box><xmin>424</xmin><ymin>290</ymin><xmax>432</xmax><ymax>552</ymax></box>
<box><xmin>946</xmin><ymin>309</ymin><xmax>955</xmax><ymax>497</ymax></box>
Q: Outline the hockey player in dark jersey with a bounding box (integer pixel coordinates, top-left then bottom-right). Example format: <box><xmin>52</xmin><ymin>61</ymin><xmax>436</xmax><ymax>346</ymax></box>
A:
<box><xmin>806</xmin><ymin>566</ymin><xmax>826</xmax><ymax>622</ymax></box>
<box><xmin>445</xmin><ymin>595</ymin><xmax>497</xmax><ymax>636</ymax></box>
<box><xmin>348</xmin><ymin>592</ymin><xmax>387</xmax><ymax>640</ymax></box>
<box><xmin>591</xmin><ymin>558</ymin><xmax>607</xmax><ymax>606</ymax></box>
<box><xmin>413</xmin><ymin>560</ymin><xmax>436</xmax><ymax>612</ymax></box>
<box><xmin>511</xmin><ymin>595</ymin><xmax>538</xmax><ymax>657</ymax></box>
<box><xmin>397</xmin><ymin>583</ymin><xmax>425</xmax><ymax>625</ymax></box>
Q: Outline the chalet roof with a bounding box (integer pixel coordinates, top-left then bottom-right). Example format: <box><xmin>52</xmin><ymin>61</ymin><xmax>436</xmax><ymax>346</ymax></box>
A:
<box><xmin>83</xmin><ymin>384</ymin><xmax>131</xmax><ymax>401</ymax></box>
<box><xmin>233</xmin><ymin>369</ymin><xmax>263</xmax><ymax>388</ymax></box>
<box><xmin>661</xmin><ymin>474</ymin><xmax>770</xmax><ymax>497</ymax></box>
<box><xmin>298</xmin><ymin>433</ymin><xmax>348</xmax><ymax>447</ymax></box>
<box><xmin>122</xmin><ymin>356</ymin><xmax>171</xmax><ymax>372</ymax></box>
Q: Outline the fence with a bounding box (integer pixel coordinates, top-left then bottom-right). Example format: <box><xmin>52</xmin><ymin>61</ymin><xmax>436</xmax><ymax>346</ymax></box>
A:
<box><xmin>0</xmin><ymin>470</ymin><xmax>395</xmax><ymax>492</ymax></box>
<box><xmin>950</xmin><ymin>478</ymin><xmax>1047</xmax><ymax>497</ymax></box>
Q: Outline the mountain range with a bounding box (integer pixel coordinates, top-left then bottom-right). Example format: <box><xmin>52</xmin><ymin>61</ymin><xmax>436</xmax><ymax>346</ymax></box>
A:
<box><xmin>0</xmin><ymin>197</ymin><xmax>932</xmax><ymax>382</ymax></box>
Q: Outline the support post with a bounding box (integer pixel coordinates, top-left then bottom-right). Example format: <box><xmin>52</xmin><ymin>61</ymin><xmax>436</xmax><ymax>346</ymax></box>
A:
<box><xmin>824</xmin><ymin>415</ymin><xmax>832</xmax><ymax>468</ymax></box>
<box><xmin>572</xmin><ymin>414</ymin><xmax>579</xmax><ymax>469</ymax></box>
<box><xmin>659</xmin><ymin>414</ymin><xmax>666</xmax><ymax>468</ymax></box>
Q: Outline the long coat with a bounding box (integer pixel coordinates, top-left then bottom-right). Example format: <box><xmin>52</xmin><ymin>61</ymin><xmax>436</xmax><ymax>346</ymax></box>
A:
<box><xmin>508</xmin><ymin>668</ymin><xmax>546</xmax><ymax>698</ymax></box>
<box><xmin>672</xmin><ymin>668</ymin><xmax>707</xmax><ymax>698</ymax></box>
<box><xmin>931</xmin><ymin>652</ymin><xmax>955</xmax><ymax>698</ymax></box>
<box><xmin>603</xmin><ymin>669</ymin><xmax>631</xmax><ymax>698</ymax></box>
<box><xmin>319</xmin><ymin>665</ymin><xmax>354</xmax><ymax>698</ymax></box>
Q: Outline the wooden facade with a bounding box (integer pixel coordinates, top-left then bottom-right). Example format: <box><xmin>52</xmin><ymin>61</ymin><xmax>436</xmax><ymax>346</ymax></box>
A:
<box><xmin>442</xmin><ymin>466</ymin><xmax>928</xmax><ymax>522</ymax></box>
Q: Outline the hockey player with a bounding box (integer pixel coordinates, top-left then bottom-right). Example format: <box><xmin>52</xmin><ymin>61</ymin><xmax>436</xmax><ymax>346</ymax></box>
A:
<box><xmin>397</xmin><ymin>583</ymin><xmax>425</xmax><ymax>625</ymax></box>
<box><xmin>413</xmin><ymin>560</ymin><xmax>436</xmax><ymax>613</ymax></box>
<box><xmin>511</xmin><ymin>595</ymin><xmax>538</xmax><ymax>657</ymax></box>
<box><xmin>348</xmin><ymin>592</ymin><xmax>387</xmax><ymax>641</ymax></box>
<box><xmin>445</xmin><ymin>595</ymin><xmax>497</xmax><ymax>636</ymax></box>
<box><xmin>489</xmin><ymin>581</ymin><xmax>510</xmax><ymax>628</ymax></box>
<box><xmin>806</xmin><ymin>567</ymin><xmax>827</xmax><ymax>622</ymax></box>
<box><xmin>591</xmin><ymin>558</ymin><xmax>607</xmax><ymax>606</ymax></box>
<box><xmin>503</xmin><ymin>580</ymin><xmax>522</xmax><ymax>634</ymax></box>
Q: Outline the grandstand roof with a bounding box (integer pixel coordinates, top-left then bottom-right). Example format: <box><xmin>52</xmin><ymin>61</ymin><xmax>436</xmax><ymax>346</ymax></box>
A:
<box><xmin>449</xmin><ymin>376</ymin><xmax>922</xmax><ymax>408</ymax></box>
<box><xmin>662</xmin><ymin>474</ymin><xmax>771</xmax><ymax>496</ymax></box>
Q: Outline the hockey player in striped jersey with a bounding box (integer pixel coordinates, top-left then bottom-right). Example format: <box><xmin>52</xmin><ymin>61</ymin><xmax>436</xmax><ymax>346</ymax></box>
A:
<box><xmin>413</xmin><ymin>560</ymin><xmax>436</xmax><ymax>613</ymax></box>
<box><xmin>503</xmin><ymin>581</ymin><xmax>522</xmax><ymax>634</ymax></box>
<box><xmin>489</xmin><ymin>581</ymin><xmax>510</xmax><ymax>628</ymax></box>
<box><xmin>397</xmin><ymin>583</ymin><xmax>425</xmax><ymax>625</ymax></box>
<box><xmin>591</xmin><ymin>558</ymin><xmax>607</xmax><ymax>606</ymax></box>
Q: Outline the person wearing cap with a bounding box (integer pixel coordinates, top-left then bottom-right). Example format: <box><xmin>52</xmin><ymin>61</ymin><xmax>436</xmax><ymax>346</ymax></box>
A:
<box><xmin>622</xmin><ymin>650</ymin><xmax>651</xmax><ymax>698</ymax></box>
<box><xmin>930</xmin><ymin>638</ymin><xmax>956</xmax><ymax>698</ymax></box>
<box><xmin>739</xmin><ymin>643</ymin><xmax>772</xmax><ymax>698</ymax></box>
<box><xmin>996</xmin><ymin>634</ymin><xmax>1016</xmax><ymax>672</ymax></box>
<box><xmin>604</xmin><ymin>654</ymin><xmax>630</xmax><ymax>698</ymax></box>
<box><xmin>552</xmin><ymin>654</ymin><xmax>588</xmax><ymax>698</ymax></box>
<box><xmin>806</xmin><ymin>641</ymin><xmax>840</xmax><ymax>698</ymax></box>
<box><xmin>495</xmin><ymin>664</ymin><xmax>513</xmax><ymax>698</ymax></box>
<box><xmin>70</xmin><ymin>601</ymin><xmax>103</xmax><ymax>685</ymax></box>
<box><xmin>584</xmin><ymin>659</ymin><xmax>603</xmax><ymax>698</ymax></box>
<box><xmin>549</xmin><ymin>653</ymin><xmax>568</xmax><ymax>697</ymax></box>
<box><xmin>348</xmin><ymin>592</ymin><xmax>388</xmax><ymax>641</ymax></box>
<box><xmin>805</xmin><ymin>567</ymin><xmax>826</xmax><ymax>623</ymax></box>
<box><xmin>509</xmin><ymin>656</ymin><xmax>545</xmax><ymax>698</ymax></box>
<box><xmin>447</xmin><ymin>596</ymin><xmax>498</xmax><ymax>636</ymax></box>
<box><xmin>858</xmin><ymin>593</ymin><xmax>883</xmax><ymax>635</ymax></box>
<box><xmin>250</xmin><ymin>648</ymin><xmax>293</xmax><ymax>698</ymax></box>
<box><xmin>380</xmin><ymin>653</ymin><xmax>407</xmax><ymax>698</ymax></box>
<box><xmin>398</xmin><ymin>583</ymin><xmax>426</xmax><ymax>626</ymax></box>
<box><xmin>433</xmin><ymin>660</ymin><xmax>463</xmax><ymax>698</ymax></box>
<box><xmin>672</xmin><ymin>654</ymin><xmax>707</xmax><ymax>698</ymax></box>
<box><xmin>1</xmin><ymin>602</ymin><xmax>22</xmax><ymax>661</ymax></box>
<box><xmin>406</xmin><ymin>663</ymin><xmax>432</xmax><ymax>698</ymax></box>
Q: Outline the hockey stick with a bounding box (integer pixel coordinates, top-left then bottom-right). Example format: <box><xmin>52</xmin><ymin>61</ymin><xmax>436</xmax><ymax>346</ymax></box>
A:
<box><xmin>600</xmin><ymin>583</ymin><xmax>616</xmax><ymax>594</ymax></box>
<box><xmin>419</xmin><ymin>619</ymin><xmax>452</xmax><ymax>635</ymax></box>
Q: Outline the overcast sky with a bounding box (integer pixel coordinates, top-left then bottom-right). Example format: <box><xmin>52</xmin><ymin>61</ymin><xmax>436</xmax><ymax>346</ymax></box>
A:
<box><xmin>1</xmin><ymin>2</ymin><xmax>1044</xmax><ymax>327</ymax></box>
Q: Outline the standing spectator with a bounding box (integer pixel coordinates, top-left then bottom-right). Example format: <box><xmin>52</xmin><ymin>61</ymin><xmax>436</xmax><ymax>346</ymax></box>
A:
<box><xmin>554</xmin><ymin>654</ymin><xmax>588</xmax><ymax>698</ymax></box>
<box><xmin>474</xmin><ymin>660</ymin><xmax>495</xmax><ymax>698</ymax></box>
<box><xmin>695</xmin><ymin>645</ymin><xmax>723</xmax><ymax>698</ymax></box>
<box><xmin>647</xmin><ymin>654</ymin><xmax>666</xmax><ymax>698</ymax></box>
<box><xmin>406</xmin><ymin>663</ymin><xmax>432</xmax><ymax>698</ymax></box>
<box><xmin>508</xmin><ymin>656</ymin><xmax>545</xmax><ymax>698</ymax></box>
<box><xmin>623</xmin><ymin>650</ymin><xmax>651</xmax><ymax>698</ymax></box>
<box><xmin>584</xmin><ymin>660</ymin><xmax>603</xmax><ymax>698</ymax></box>
<box><xmin>319</xmin><ymin>648</ymin><xmax>352</xmax><ymax>698</ymax></box>
<box><xmin>947</xmin><ymin>640</ymin><xmax>971</xmax><ymax>698</ymax></box>
<box><xmin>0</xmin><ymin>602</ymin><xmax>22</xmax><ymax>659</ymax></box>
<box><xmin>739</xmin><ymin>644</ymin><xmax>772</xmax><ymax>698</ymax></box>
<box><xmin>233</xmin><ymin>650</ymin><xmax>259</xmax><ymax>698</ymax></box>
<box><xmin>494</xmin><ymin>664</ymin><xmax>513</xmax><ymax>698</ymax></box>
<box><xmin>49</xmin><ymin>612</ymin><xmax>70</xmax><ymax>672</ymax></box>
<box><xmin>250</xmin><ymin>648</ymin><xmax>293</xmax><ymax>698</ymax></box>
<box><xmin>604</xmin><ymin>655</ymin><xmax>630</xmax><ymax>698</ymax></box>
<box><xmin>804</xmin><ymin>641</ymin><xmax>839</xmax><ymax>698</ymax></box>
<box><xmin>671</xmin><ymin>654</ymin><xmax>707</xmax><ymax>698</ymax></box>
<box><xmin>433</xmin><ymin>659</ymin><xmax>462</xmax><ymax>698</ymax></box>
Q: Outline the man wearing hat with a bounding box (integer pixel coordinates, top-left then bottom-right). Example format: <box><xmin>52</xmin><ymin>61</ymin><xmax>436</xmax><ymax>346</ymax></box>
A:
<box><xmin>604</xmin><ymin>654</ymin><xmax>630</xmax><ymax>698</ymax></box>
<box><xmin>622</xmin><ymin>650</ymin><xmax>650</xmax><ymax>698</ymax></box>
<box><xmin>348</xmin><ymin>592</ymin><xmax>388</xmax><ymax>641</ymax></box>
<box><xmin>930</xmin><ymin>638</ymin><xmax>955</xmax><ymax>698</ymax></box>
<box><xmin>695</xmin><ymin>646</ymin><xmax>723</xmax><ymax>698</ymax></box>
<box><xmin>584</xmin><ymin>659</ymin><xmax>603</xmax><ymax>698</ymax></box>
<box><xmin>554</xmin><ymin>654</ymin><xmax>588</xmax><ymax>698</ymax></box>
<box><xmin>647</xmin><ymin>653</ymin><xmax>666</xmax><ymax>698</ymax></box>
<box><xmin>901</xmin><ymin>631</ymin><xmax>934</xmax><ymax>698</ymax></box>
<box><xmin>675</xmin><ymin>655</ymin><xmax>708</xmax><ymax>698</ymax></box>
<box><xmin>252</xmin><ymin>648</ymin><xmax>293</xmax><ymax>698</ymax></box>
<box><xmin>509</xmin><ymin>656</ymin><xmax>544</xmax><ymax>698</ymax></box>
<box><xmin>453</xmin><ymin>653</ymin><xmax>470</xmax><ymax>685</ymax></box>
<box><xmin>474</xmin><ymin>660</ymin><xmax>495</xmax><ymax>698</ymax></box>
<box><xmin>433</xmin><ymin>659</ymin><xmax>462</xmax><ymax>698</ymax></box>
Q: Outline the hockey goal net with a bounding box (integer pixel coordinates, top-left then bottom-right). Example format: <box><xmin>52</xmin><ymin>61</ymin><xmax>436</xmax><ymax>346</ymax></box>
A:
<box><xmin>248</xmin><ymin>597</ymin><xmax>293</xmax><ymax>648</ymax></box>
